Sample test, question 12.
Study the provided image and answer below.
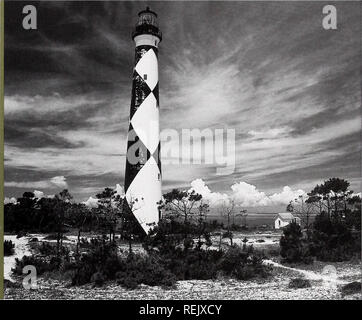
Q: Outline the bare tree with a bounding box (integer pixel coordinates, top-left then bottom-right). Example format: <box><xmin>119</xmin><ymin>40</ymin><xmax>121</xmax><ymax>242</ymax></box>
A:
<box><xmin>236</xmin><ymin>209</ymin><xmax>248</xmax><ymax>228</ymax></box>
<box><xmin>220</xmin><ymin>200</ymin><xmax>235</xmax><ymax>245</ymax></box>
<box><xmin>121</xmin><ymin>195</ymin><xmax>143</xmax><ymax>253</ymax></box>
<box><xmin>55</xmin><ymin>189</ymin><xmax>72</xmax><ymax>256</ymax></box>
<box><xmin>287</xmin><ymin>195</ymin><xmax>314</xmax><ymax>237</ymax></box>
<box><xmin>196</xmin><ymin>201</ymin><xmax>210</xmax><ymax>249</ymax></box>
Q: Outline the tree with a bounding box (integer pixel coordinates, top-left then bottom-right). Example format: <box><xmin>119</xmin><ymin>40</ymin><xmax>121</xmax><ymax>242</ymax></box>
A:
<box><xmin>237</xmin><ymin>209</ymin><xmax>248</xmax><ymax>228</ymax></box>
<box><xmin>287</xmin><ymin>195</ymin><xmax>314</xmax><ymax>237</ymax></box>
<box><xmin>195</xmin><ymin>201</ymin><xmax>211</xmax><ymax>249</ymax></box>
<box><xmin>121</xmin><ymin>195</ymin><xmax>144</xmax><ymax>252</ymax></box>
<box><xmin>68</xmin><ymin>203</ymin><xmax>92</xmax><ymax>254</ymax></box>
<box><xmin>96</xmin><ymin>187</ymin><xmax>118</xmax><ymax>243</ymax></box>
<box><xmin>54</xmin><ymin>189</ymin><xmax>73</xmax><ymax>256</ymax></box>
<box><xmin>220</xmin><ymin>200</ymin><xmax>235</xmax><ymax>245</ymax></box>
<box><xmin>280</xmin><ymin>221</ymin><xmax>312</xmax><ymax>264</ymax></box>
<box><xmin>22</xmin><ymin>191</ymin><xmax>35</xmax><ymax>199</ymax></box>
<box><xmin>306</xmin><ymin>178</ymin><xmax>353</xmax><ymax>219</ymax></box>
<box><xmin>159</xmin><ymin>189</ymin><xmax>208</xmax><ymax>251</ymax></box>
<box><xmin>161</xmin><ymin>189</ymin><xmax>202</xmax><ymax>224</ymax></box>
<box><xmin>304</xmin><ymin>178</ymin><xmax>360</xmax><ymax>261</ymax></box>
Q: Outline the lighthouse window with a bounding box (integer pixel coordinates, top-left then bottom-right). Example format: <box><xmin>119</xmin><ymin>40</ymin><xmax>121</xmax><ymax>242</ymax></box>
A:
<box><xmin>144</xmin><ymin>74</ymin><xmax>147</xmax><ymax>80</ymax></box>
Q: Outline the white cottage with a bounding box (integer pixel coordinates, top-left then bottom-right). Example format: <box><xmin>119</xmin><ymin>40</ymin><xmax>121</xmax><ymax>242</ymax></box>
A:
<box><xmin>274</xmin><ymin>212</ymin><xmax>301</xmax><ymax>229</ymax></box>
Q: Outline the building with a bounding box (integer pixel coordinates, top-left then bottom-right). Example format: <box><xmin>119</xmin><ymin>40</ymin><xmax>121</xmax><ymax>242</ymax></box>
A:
<box><xmin>274</xmin><ymin>212</ymin><xmax>301</xmax><ymax>229</ymax></box>
<box><xmin>124</xmin><ymin>7</ymin><xmax>162</xmax><ymax>234</ymax></box>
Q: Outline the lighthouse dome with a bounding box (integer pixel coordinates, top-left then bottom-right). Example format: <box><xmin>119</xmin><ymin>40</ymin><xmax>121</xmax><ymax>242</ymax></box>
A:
<box><xmin>132</xmin><ymin>7</ymin><xmax>162</xmax><ymax>42</ymax></box>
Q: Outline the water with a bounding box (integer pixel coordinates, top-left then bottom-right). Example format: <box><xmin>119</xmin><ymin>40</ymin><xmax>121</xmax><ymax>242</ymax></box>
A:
<box><xmin>206</xmin><ymin>213</ymin><xmax>277</xmax><ymax>227</ymax></box>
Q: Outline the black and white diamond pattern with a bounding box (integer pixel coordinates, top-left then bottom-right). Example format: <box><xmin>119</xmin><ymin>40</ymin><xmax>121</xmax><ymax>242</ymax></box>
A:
<box><xmin>125</xmin><ymin>46</ymin><xmax>161</xmax><ymax>234</ymax></box>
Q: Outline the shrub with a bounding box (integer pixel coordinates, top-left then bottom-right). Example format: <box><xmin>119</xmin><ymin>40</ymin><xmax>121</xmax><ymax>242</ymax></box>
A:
<box><xmin>4</xmin><ymin>279</ymin><xmax>21</xmax><ymax>289</ymax></box>
<box><xmin>70</xmin><ymin>240</ymin><xmax>119</xmax><ymax>285</ymax></box>
<box><xmin>145</xmin><ymin>220</ymin><xmax>271</xmax><ymax>282</ymax></box>
<box><xmin>116</xmin><ymin>253</ymin><xmax>177</xmax><ymax>289</ymax></box>
<box><xmin>4</xmin><ymin>240</ymin><xmax>15</xmax><ymax>256</ymax></box>
<box><xmin>288</xmin><ymin>278</ymin><xmax>311</xmax><ymax>289</ymax></box>
<box><xmin>91</xmin><ymin>272</ymin><xmax>107</xmax><ymax>287</ymax></box>
<box><xmin>69</xmin><ymin>238</ymin><xmax>177</xmax><ymax>289</ymax></box>
<box><xmin>280</xmin><ymin>222</ymin><xmax>313</xmax><ymax>264</ymax></box>
<box><xmin>219</xmin><ymin>245</ymin><xmax>270</xmax><ymax>280</ymax></box>
<box><xmin>340</xmin><ymin>281</ymin><xmax>361</xmax><ymax>296</ymax></box>
<box><xmin>222</xmin><ymin>231</ymin><xmax>233</xmax><ymax>240</ymax></box>
<box><xmin>12</xmin><ymin>255</ymin><xmax>60</xmax><ymax>275</ymax></box>
<box><xmin>310</xmin><ymin>215</ymin><xmax>360</xmax><ymax>262</ymax></box>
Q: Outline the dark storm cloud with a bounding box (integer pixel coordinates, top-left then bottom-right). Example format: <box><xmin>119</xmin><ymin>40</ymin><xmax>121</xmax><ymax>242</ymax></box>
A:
<box><xmin>4</xmin><ymin>1</ymin><xmax>361</xmax><ymax>202</ymax></box>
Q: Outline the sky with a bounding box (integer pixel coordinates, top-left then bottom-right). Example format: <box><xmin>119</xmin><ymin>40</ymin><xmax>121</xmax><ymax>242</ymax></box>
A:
<box><xmin>4</xmin><ymin>1</ymin><xmax>361</xmax><ymax>211</ymax></box>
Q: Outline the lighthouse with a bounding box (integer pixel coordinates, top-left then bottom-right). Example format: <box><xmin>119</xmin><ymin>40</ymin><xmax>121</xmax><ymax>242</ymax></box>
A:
<box><xmin>124</xmin><ymin>7</ymin><xmax>162</xmax><ymax>234</ymax></box>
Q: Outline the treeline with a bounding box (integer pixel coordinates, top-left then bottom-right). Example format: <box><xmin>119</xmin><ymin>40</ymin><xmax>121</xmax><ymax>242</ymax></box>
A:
<box><xmin>9</xmin><ymin>188</ymin><xmax>270</xmax><ymax>288</ymax></box>
<box><xmin>281</xmin><ymin>178</ymin><xmax>361</xmax><ymax>262</ymax></box>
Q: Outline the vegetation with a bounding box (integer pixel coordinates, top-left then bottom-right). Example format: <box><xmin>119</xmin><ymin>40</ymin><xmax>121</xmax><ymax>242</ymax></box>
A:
<box><xmin>280</xmin><ymin>221</ymin><xmax>313</xmax><ymax>264</ymax></box>
<box><xmin>282</xmin><ymin>178</ymin><xmax>361</xmax><ymax>263</ymax></box>
<box><xmin>4</xmin><ymin>240</ymin><xmax>15</xmax><ymax>256</ymax></box>
<box><xmin>5</xmin><ymin>176</ymin><xmax>360</xmax><ymax>291</ymax></box>
<box><xmin>288</xmin><ymin>278</ymin><xmax>311</xmax><ymax>289</ymax></box>
<box><xmin>340</xmin><ymin>281</ymin><xmax>361</xmax><ymax>297</ymax></box>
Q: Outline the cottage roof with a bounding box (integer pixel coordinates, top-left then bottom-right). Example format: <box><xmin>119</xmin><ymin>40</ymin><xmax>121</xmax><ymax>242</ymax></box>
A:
<box><xmin>276</xmin><ymin>212</ymin><xmax>298</xmax><ymax>221</ymax></box>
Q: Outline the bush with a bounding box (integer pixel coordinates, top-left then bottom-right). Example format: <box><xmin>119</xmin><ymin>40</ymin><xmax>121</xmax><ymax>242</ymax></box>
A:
<box><xmin>280</xmin><ymin>222</ymin><xmax>313</xmax><ymax>264</ymax></box>
<box><xmin>219</xmin><ymin>245</ymin><xmax>270</xmax><ymax>280</ymax></box>
<box><xmin>12</xmin><ymin>255</ymin><xmax>60</xmax><ymax>275</ymax></box>
<box><xmin>288</xmin><ymin>278</ymin><xmax>311</xmax><ymax>289</ymax></box>
<box><xmin>4</xmin><ymin>240</ymin><xmax>15</xmax><ymax>256</ymax></box>
<box><xmin>91</xmin><ymin>272</ymin><xmax>107</xmax><ymax>287</ymax></box>
<box><xmin>70</xmin><ymin>240</ymin><xmax>119</xmax><ymax>286</ymax></box>
<box><xmin>340</xmin><ymin>281</ymin><xmax>361</xmax><ymax>296</ymax></box>
<box><xmin>69</xmin><ymin>238</ymin><xmax>177</xmax><ymax>289</ymax></box>
<box><xmin>4</xmin><ymin>279</ymin><xmax>21</xmax><ymax>289</ymax></box>
<box><xmin>116</xmin><ymin>253</ymin><xmax>177</xmax><ymax>289</ymax></box>
<box><xmin>310</xmin><ymin>215</ymin><xmax>360</xmax><ymax>262</ymax></box>
<box><xmin>144</xmin><ymin>219</ymin><xmax>271</xmax><ymax>282</ymax></box>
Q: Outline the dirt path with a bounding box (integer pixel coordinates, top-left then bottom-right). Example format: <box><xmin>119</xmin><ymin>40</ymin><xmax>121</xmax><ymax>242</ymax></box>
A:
<box><xmin>263</xmin><ymin>259</ymin><xmax>353</xmax><ymax>285</ymax></box>
<box><xmin>4</xmin><ymin>236</ymin><xmax>33</xmax><ymax>282</ymax></box>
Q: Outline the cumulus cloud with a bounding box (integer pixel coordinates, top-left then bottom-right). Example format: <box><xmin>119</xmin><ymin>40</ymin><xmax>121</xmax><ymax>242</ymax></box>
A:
<box><xmin>83</xmin><ymin>196</ymin><xmax>99</xmax><ymax>208</ymax></box>
<box><xmin>4</xmin><ymin>197</ymin><xmax>17</xmax><ymax>205</ymax></box>
<box><xmin>33</xmin><ymin>190</ymin><xmax>45</xmax><ymax>199</ymax></box>
<box><xmin>50</xmin><ymin>176</ymin><xmax>68</xmax><ymax>188</ymax></box>
<box><xmin>189</xmin><ymin>179</ymin><xmax>306</xmax><ymax>207</ymax></box>
<box><xmin>190</xmin><ymin>179</ymin><xmax>229</xmax><ymax>205</ymax></box>
<box><xmin>230</xmin><ymin>182</ymin><xmax>272</xmax><ymax>207</ymax></box>
<box><xmin>115</xmin><ymin>183</ymin><xmax>125</xmax><ymax>197</ymax></box>
<box><xmin>269</xmin><ymin>186</ymin><xmax>305</xmax><ymax>204</ymax></box>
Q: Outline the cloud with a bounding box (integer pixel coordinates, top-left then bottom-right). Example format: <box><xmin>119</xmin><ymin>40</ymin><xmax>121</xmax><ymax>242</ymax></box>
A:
<box><xmin>231</xmin><ymin>182</ymin><xmax>272</xmax><ymax>207</ymax></box>
<box><xmin>115</xmin><ymin>183</ymin><xmax>125</xmax><ymax>197</ymax></box>
<box><xmin>4</xmin><ymin>2</ymin><xmax>360</xmax><ymax>202</ymax></box>
<box><xmin>83</xmin><ymin>196</ymin><xmax>99</xmax><ymax>208</ymax></box>
<box><xmin>190</xmin><ymin>179</ymin><xmax>228</xmax><ymax>205</ymax></box>
<box><xmin>5</xmin><ymin>176</ymin><xmax>68</xmax><ymax>191</ymax></box>
<box><xmin>269</xmin><ymin>186</ymin><xmax>305</xmax><ymax>204</ymax></box>
<box><xmin>4</xmin><ymin>197</ymin><xmax>17</xmax><ymax>205</ymax></box>
<box><xmin>82</xmin><ymin>183</ymin><xmax>124</xmax><ymax>207</ymax></box>
<box><xmin>189</xmin><ymin>179</ymin><xmax>306</xmax><ymax>208</ymax></box>
<box><xmin>5</xmin><ymin>180</ymin><xmax>52</xmax><ymax>189</ymax></box>
<box><xmin>50</xmin><ymin>176</ymin><xmax>68</xmax><ymax>188</ymax></box>
<box><xmin>33</xmin><ymin>190</ymin><xmax>45</xmax><ymax>199</ymax></box>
